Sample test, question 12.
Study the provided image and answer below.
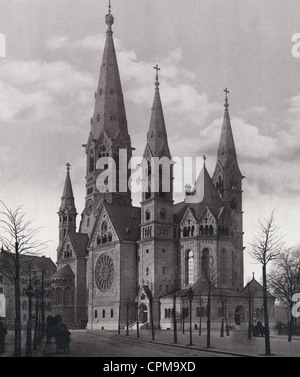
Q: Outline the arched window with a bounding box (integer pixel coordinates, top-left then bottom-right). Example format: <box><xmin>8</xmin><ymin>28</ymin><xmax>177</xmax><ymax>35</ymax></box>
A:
<box><xmin>64</xmin><ymin>287</ymin><xmax>72</xmax><ymax>306</ymax></box>
<box><xmin>102</xmin><ymin>234</ymin><xmax>107</xmax><ymax>244</ymax></box>
<box><xmin>202</xmin><ymin>248</ymin><xmax>210</xmax><ymax>276</ymax></box>
<box><xmin>56</xmin><ymin>288</ymin><xmax>63</xmax><ymax>305</ymax></box>
<box><xmin>97</xmin><ymin>235</ymin><xmax>101</xmax><ymax>245</ymax></box>
<box><xmin>95</xmin><ymin>310</ymin><xmax>98</xmax><ymax>318</ymax></box>
<box><xmin>145</xmin><ymin>209</ymin><xmax>151</xmax><ymax>221</ymax></box>
<box><xmin>89</xmin><ymin>152</ymin><xmax>95</xmax><ymax>173</ymax></box>
<box><xmin>102</xmin><ymin>309</ymin><xmax>105</xmax><ymax>318</ymax></box>
<box><xmin>200</xmin><ymin>225</ymin><xmax>204</xmax><ymax>236</ymax></box>
<box><xmin>146</xmin><ymin>267</ymin><xmax>149</xmax><ymax>276</ymax></box>
<box><xmin>108</xmin><ymin>232</ymin><xmax>112</xmax><ymax>242</ymax></box>
<box><xmin>209</xmin><ymin>225</ymin><xmax>213</xmax><ymax>236</ymax></box>
<box><xmin>186</xmin><ymin>250</ymin><xmax>194</xmax><ymax>285</ymax></box>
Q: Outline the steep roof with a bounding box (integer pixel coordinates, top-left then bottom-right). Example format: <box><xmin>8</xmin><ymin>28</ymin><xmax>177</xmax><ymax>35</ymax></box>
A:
<box><xmin>52</xmin><ymin>263</ymin><xmax>74</xmax><ymax>278</ymax></box>
<box><xmin>174</xmin><ymin>163</ymin><xmax>224</xmax><ymax>223</ymax></box>
<box><xmin>68</xmin><ymin>232</ymin><xmax>89</xmax><ymax>258</ymax></box>
<box><xmin>105</xmin><ymin>203</ymin><xmax>141</xmax><ymax>241</ymax></box>
<box><xmin>241</xmin><ymin>277</ymin><xmax>274</xmax><ymax>298</ymax></box>
<box><xmin>215</xmin><ymin>93</ymin><xmax>242</xmax><ymax>176</ymax></box>
<box><xmin>144</xmin><ymin>69</ymin><xmax>171</xmax><ymax>159</ymax></box>
<box><xmin>59</xmin><ymin>164</ymin><xmax>76</xmax><ymax>213</ymax></box>
<box><xmin>91</xmin><ymin>9</ymin><xmax>130</xmax><ymax>142</ymax></box>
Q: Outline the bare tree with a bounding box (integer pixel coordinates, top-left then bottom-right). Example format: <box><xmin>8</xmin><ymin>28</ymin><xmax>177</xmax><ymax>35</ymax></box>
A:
<box><xmin>268</xmin><ymin>247</ymin><xmax>300</xmax><ymax>342</ymax></box>
<box><xmin>200</xmin><ymin>254</ymin><xmax>217</xmax><ymax>348</ymax></box>
<box><xmin>0</xmin><ymin>203</ymin><xmax>47</xmax><ymax>357</ymax></box>
<box><xmin>249</xmin><ymin>210</ymin><xmax>284</xmax><ymax>355</ymax></box>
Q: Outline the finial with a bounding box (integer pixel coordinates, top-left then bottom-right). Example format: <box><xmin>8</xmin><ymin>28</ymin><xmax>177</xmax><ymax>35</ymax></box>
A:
<box><xmin>252</xmin><ymin>272</ymin><xmax>255</xmax><ymax>280</ymax></box>
<box><xmin>105</xmin><ymin>0</ymin><xmax>114</xmax><ymax>31</ymax></box>
<box><xmin>203</xmin><ymin>155</ymin><xmax>206</xmax><ymax>166</ymax></box>
<box><xmin>224</xmin><ymin>87</ymin><xmax>229</xmax><ymax>108</ymax></box>
<box><xmin>153</xmin><ymin>64</ymin><xmax>161</xmax><ymax>88</ymax></box>
<box><xmin>66</xmin><ymin>162</ymin><xmax>71</xmax><ymax>172</ymax></box>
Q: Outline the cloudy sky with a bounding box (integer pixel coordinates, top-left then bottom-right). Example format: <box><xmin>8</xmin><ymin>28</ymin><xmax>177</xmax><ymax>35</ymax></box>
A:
<box><xmin>0</xmin><ymin>0</ymin><xmax>300</xmax><ymax>284</ymax></box>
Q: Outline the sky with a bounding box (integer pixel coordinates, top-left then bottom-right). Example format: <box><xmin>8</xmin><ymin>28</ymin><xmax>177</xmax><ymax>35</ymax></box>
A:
<box><xmin>0</xmin><ymin>0</ymin><xmax>300</xmax><ymax>285</ymax></box>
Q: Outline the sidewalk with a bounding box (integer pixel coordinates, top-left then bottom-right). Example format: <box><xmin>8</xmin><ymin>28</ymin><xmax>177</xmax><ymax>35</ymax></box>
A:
<box><xmin>120</xmin><ymin>328</ymin><xmax>300</xmax><ymax>357</ymax></box>
<box><xmin>2</xmin><ymin>328</ymin><xmax>300</xmax><ymax>357</ymax></box>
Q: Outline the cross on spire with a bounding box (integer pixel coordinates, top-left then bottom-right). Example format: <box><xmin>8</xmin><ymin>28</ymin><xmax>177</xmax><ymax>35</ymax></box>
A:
<box><xmin>66</xmin><ymin>162</ymin><xmax>71</xmax><ymax>172</ymax></box>
<box><xmin>108</xmin><ymin>0</ymin><xmax>111</xmax><ymax>14</ymax></box>
<box><xmin>224</xmin><ymin>87</ymin><xmax>229</xmax><ymax>108</ymax></box>
<box><xmin>203</xmin><ymin>155</ymin><xmax>206</xmax><ymax>166</ymax></box>
<box><xmin>153</xmin><ymin>64</ymin><xmax>160</xmax><ymax>87</ymax></box>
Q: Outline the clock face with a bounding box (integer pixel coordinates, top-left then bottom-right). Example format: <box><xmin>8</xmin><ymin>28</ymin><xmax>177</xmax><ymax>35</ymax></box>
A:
<box><xmin>95</xmin><ymin>254</ymin><xmax>114</xmax><ymax>292</ymax></box>
<box><xmin>85</xmin><ymin>199</ymin><xmax>93</xmax><ymax>216</ymax></box>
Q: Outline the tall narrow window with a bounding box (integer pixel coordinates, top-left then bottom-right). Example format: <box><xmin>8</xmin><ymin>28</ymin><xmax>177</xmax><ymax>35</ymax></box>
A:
<box><xmin>186</xmin><ymin>250</ymin><xmax>194</xmax><ymax>285</ymax></box>
<box><xmin>202</xmin><ymin>248</ymin><xmax>209</xmax><ymax>276</ymax></box>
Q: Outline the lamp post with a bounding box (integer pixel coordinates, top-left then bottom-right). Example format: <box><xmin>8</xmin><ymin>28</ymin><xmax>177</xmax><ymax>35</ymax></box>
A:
<box><xmin>33</xmin><ymin>287</ymin><xmax>40</xmax><ymax>350</ymax></box>
<box><xmin>187</xmin><ymin>287</ymin><xmax>194</xmax><ymax>346</ymax></box>
<box><xmin>25</xmin><ymin>282</ymin><xmax>33</xmax><ymax>357</ymax></box>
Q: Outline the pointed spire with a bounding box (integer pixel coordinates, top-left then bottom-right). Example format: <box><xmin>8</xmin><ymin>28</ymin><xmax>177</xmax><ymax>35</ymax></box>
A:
<box><xmin>217</xmin><ymin>88</ymin><xmax>239</xmax><ymax>168</ymax></box>
<box><xmin>91</xmin><ymin>2</ymin><xmax>129</xmax><ymax>141</ymax></box>
<box><xmin>60</xmin><ymin>163</ymin><xmax>76</xmax><ymax>211</ymax></box>
<box><xmin>146</xmin><ymin>65</ymin><xmax>171</xmax><ymax>158</ymax></box>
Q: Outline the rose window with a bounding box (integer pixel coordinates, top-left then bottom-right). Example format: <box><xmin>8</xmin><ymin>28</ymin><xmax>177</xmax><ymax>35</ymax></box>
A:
<box><xmin>95</xmin><ymin>254</ymin><xmax>114</xmax><ymax>292</ymax></box>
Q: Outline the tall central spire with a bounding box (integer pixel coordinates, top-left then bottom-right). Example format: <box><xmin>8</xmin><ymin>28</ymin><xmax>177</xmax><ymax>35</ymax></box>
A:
<box><xmin>90</xmin><ymin>3</ymin><xmax>129</xmax><ymax>142</ymax></box>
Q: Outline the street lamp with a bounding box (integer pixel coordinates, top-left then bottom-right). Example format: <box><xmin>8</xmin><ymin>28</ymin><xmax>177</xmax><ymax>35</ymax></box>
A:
<box><xmin>25</xmin><ymin>282</ymin><xmax>33</xmax><ymax>357</ymax></box>
<box><xmin>187</xmin><ymin>287</ymin><xmax>194</xmax><ymax>346</ymax></box>
<box><xmin>33</xmin><ymin>287</ymin><xmax>40</xmax><ymax>350</ymax></box>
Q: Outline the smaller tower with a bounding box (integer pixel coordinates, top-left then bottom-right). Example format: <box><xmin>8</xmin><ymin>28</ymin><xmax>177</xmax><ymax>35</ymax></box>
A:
<box><xmin>212</xmin><ymin>89</ymin><xmax>244</xmax><ymax>290</ymax></box>
<box><xmin>139</xmin><ymin>66</ymin><xmax>175</xmax><ymax>320</ymax></box>
<box><xmin>58</xmin><ymin>163</ymin><xmax>77</xmax><ymax>246</ymax></box>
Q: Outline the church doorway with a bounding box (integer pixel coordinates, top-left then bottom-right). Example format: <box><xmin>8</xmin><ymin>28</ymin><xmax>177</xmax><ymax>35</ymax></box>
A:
<box><xmin>234</xmin><ymin>305</ymin><xmax>245</xmax><ymax>325</ymax></box>
<box><xmin>139</xmin><ymin>304</ymin><xmax>148</xmax><ymax>323</ymax></box>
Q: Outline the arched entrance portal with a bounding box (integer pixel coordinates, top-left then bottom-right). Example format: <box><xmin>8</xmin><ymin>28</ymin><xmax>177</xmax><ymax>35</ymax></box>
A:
<box><xmin>139</xmin><ymin>303</ymin><xmax>148</xmax><ymax>324</ymax></box>
<box><xmin>234</xmin><ymin>305</ymin><xmax>245</xmax><ymax>325</ymax></box>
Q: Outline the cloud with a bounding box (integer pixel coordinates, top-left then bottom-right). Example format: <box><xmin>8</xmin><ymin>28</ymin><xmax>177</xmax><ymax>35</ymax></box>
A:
<box><xmin>0</xmin><ymin>59</ymin><xmax>95</xmax><ymax>127</ymax></box>
<box><xmin>47</xmin><ymin>34</ymin><xmax>106</xmax><ymax>52</ymax></box>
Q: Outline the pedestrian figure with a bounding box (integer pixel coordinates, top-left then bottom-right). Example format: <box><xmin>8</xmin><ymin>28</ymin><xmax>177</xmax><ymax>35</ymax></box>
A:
<box><xmin>55</xmin><ymin>324</ymin><xmax>71</xmax><ymax>354</ymax></box>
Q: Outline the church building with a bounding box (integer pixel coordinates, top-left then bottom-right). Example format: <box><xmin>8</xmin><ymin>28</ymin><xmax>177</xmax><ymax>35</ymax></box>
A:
<box><xmin>51</xmin><ymin>4</ymin><xmax>275</xmax><ymax>331</ymax></box>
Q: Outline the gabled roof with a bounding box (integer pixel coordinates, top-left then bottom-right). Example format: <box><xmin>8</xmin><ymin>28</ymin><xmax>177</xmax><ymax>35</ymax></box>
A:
<box><xmin>52</xmin><ymin>263</ymin><xmax>74</xmax><ymax>278</ymax></box>
<box><xmin>104</xmin><ymin>203</ymin><xmax>141</xmax><ymax>241</ymax></box>
<box><xmin>241</xmin><ymin>277</ymin><xmax>274</xmax><ymax>298</ymax></box>
<box><xmin>173</xmin><ymin>164</ymin><xmax>224</xmax><ymax>224</ymax></box>
<box><xmin>88</xmin><ymin>201</ymin><xmax>141</xmax><ymax>247</ymax></box>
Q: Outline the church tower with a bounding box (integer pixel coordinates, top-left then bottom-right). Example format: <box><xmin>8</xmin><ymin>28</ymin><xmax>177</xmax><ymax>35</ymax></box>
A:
<box><xmin>80</xmin><ymin>4</ymin><xmax>132</xmax><ymax>235</ymax></box>
<box><xmin>138</xmin><ymin>66</ymin><xmax>175</xmax><ymax>325</ymax></box>
<box><xmin>212</xmin><ymin>89</ymin><xmax>244</xmax><ymax>290</ymax></box>
<box><xmin>57</xmin><ymin>163</ymin><xmax>77</xmax><ymax>250</ymax></box>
